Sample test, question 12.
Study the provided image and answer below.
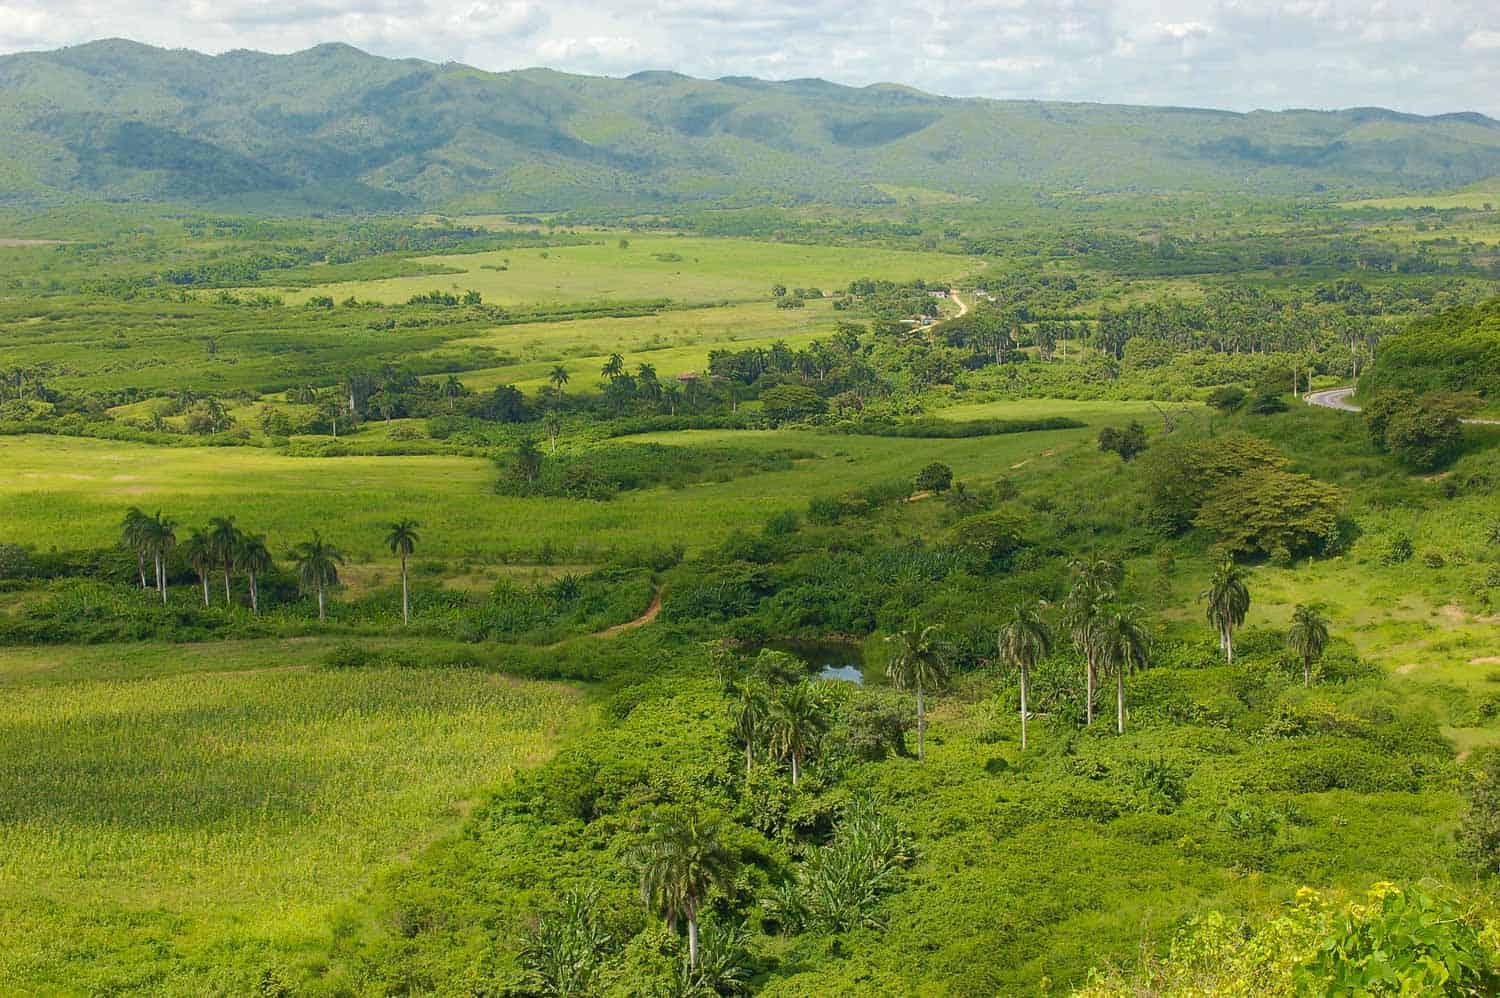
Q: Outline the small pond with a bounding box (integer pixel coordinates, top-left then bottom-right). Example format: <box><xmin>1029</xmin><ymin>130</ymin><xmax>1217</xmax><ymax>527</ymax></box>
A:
<box><xmin>756</xmin><ymin>639</ymin><xmax>880</xmax><ymax>686</ymax></box>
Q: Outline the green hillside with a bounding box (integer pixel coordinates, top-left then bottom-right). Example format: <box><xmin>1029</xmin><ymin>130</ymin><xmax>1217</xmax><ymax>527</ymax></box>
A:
<box><xmin>1361</xmin><ymin>297</ymin><xmax>1500</xmax><ymax>402</ymax></box>
<box><xmin>3</xmin><ymin>39</ymin><xmax>1500</xmax><ymax>210</ymax></box>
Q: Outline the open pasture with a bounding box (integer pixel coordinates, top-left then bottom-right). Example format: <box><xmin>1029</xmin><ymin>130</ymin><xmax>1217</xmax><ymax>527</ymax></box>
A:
<box><xmin>268</xmin><ymin>235</ymin><xmax>977</xmax><ymax>308</ymax></box>
<box><xmin>0</xmin><ymin>400</ymin><xmax>1141</xmax><ymax>563</ymax></box>
<box><xmin>423</xmin><ymin>299</ymin><xmax>834</xmax><ymax>391</ymax></box>
<box><xmin>0</xmin><ymin>645</ymin><xmax>586</xmax><ymax>994</ymax></box>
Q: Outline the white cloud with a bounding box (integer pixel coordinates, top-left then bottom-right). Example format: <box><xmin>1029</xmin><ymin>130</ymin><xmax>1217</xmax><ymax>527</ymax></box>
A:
<box><xmin>0</xmin><ymin>0</ymin><xmax>1495</xmax><ymax>116</ymax></box>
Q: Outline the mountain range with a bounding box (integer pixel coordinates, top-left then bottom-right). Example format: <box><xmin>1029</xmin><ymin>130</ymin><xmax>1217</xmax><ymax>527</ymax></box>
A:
<box><xmin>2</xmin><ymin>39</ymin><xmax>1499</xmax><ymax>212</ymax></box>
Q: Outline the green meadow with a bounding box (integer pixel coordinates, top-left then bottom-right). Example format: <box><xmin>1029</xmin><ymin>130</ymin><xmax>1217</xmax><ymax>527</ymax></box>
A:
<box><xmin>269</xmin><ymin>236</ymin><xmax>979</xmax><ymax>308</ymax></box>
<box><xmin>432</xmin><ymin>299</ymin><xmax>837</xmax><ymax>391</ymax></box>
<box><xmin>0</xmin><ymin>400</ymin><xmax>1138</xmax><ymax>563</ymax></box>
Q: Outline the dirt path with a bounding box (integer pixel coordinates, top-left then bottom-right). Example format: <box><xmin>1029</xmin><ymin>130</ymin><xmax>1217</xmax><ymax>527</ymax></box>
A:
<box><xmin>594</xmin><ymin>588</ymin><xmax>662</xmax><ymax>638</ymax></box>
<box><xmin>949</xmin><ymin>289</ymin><xmax>969</xmax><ymax>318</ymax></box>
<box><xmin>1306</xmin><ymin>386</ymin><xmax>1500</xmax><ymax>425</ymax></box>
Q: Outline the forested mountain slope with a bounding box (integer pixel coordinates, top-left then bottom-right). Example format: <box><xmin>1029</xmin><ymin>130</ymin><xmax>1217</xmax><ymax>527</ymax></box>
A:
<box><xmin>3</xmin><ymin>39</ymin><xmax>1500</xmax><ymax>210</ymax></box>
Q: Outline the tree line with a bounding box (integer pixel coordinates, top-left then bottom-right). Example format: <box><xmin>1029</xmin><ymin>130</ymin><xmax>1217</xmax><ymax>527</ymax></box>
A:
<box><xmin>117</xmin><ymin>508</ymin><xmax>421</xmax><ymax>624</ymax></box>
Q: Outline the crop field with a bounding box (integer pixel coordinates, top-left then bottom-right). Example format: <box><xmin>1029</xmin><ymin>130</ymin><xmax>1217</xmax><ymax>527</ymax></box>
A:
<box><xmin>267</xmin><ymin>236</ymin><xmax>978</xmax><ymax>307</ymax></box>
<box><xmin>0</xmin><ymin>644</ymin><xmax>587</xmax><ymax>994</ymax></box>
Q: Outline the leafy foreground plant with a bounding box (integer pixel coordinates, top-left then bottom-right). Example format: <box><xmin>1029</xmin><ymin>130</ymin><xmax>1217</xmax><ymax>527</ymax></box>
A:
<box><xmin>763</xmin><ymin>798</ymin><xmax>913</xmax><ymax>935</ymax></box>
<box><xmin>1078</xmin><ymin>882</ymin><xmax>1500</xmax><ymax>997</ymax></box>
<box><xmin>519</xmin><ymin>890</ymin><xmax>614</xmax><ymax>997</ymax></box>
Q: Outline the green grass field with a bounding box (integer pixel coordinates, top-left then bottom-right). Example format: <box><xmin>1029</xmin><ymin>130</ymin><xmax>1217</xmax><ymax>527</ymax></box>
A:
<box><xmin>424</xmin><ymin>299</ymin><xmax>836</xmax><ymax>392</ymax></box>
<box><xmin>0</xmin><ymin>401</ymin><xmax>1148</xmax><ymax>564</ymax></box>
<box><xmin>267</xmin><ymin>236</ymin><xmax>978</xmax><ymax>308</ymax></box>
<box><xmin>1341</xmin><ymin>191</ymin><xmax>1500</xmax><ymax>210</ymax></box>
<box><xmin>0</xmin><ymin>642</ymin><xmax>587</xmax><ymax>994</ymax></box>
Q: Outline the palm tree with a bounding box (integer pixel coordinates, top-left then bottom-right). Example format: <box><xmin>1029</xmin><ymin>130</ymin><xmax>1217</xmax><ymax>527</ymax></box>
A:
<box><xmin>290</xmin><ymin>531</ymin><xmax>344</xmax><ymax>623</ymax></box>
<box><xmin>766</xmin><ymin>681</ymin><xmax>827</xmax><ymax>785</ymax></box>
<box><xmin>143</xmin><ymin>511</ymin><xmax>177</xmax><ymax>605</ymax></box>
<box><xmin>1061</xmin><ymin>585</ymin><xmax>1103</xmax><ymax>726</ymax></box>
<box><xmin>631</xmin><ymin>809</ymin><xmax>738</xmax><ymax>970</ymax></box>
<box><xmin>441</xmin><ymin>375</ymin><xmax>464</xmax><ymax>412</ymax></box>
<box><xmin>1201</xmin><ymin>556</ymin><xmax>1251</xmax><ymax>664</ymax></box>
<box><xmin>601</xmin><ymin>353</ymin><xmax>625</xmax><ymax>380</ymax></box>
<box><xmin>236</xmin><ymin>534</ymin><xmax>273</xmax><ymax>617</ymax></box>
<box><xmin>543</xmin><ymin>410</ymin><xmax>562</xmax><ymax>453</ymax></box>
<box><xmin>206</xmin><ymin>516</ymin><xmax>242</xmax><ymax>606</ymax></box>
<box><xmin>549</xmin><ymin>365</ymin><xmax>570</xmax><ymax>396</ymax></box>
<box><xmin>181</xmin><ymin>529</ymin><xmax>214</xmax><ymax>607</ymax></box>
<box><xmin>998</xmin><ymin>602</ymin><xmax>1054</xmax><ymax>751</ymax></box>
<box><xmin>1287</xmin><ymin>603</ymin><xmax>1330</xmax><ymax>688</ymax></box>
<box><xmin>885</xmin><ymin>624</ymin><xmax>949</xmax><ymax>762</ymax></box>
<box><xmin>729</xmin><ymin>679</ymin><xmax>770</xmax><ymax>775</ymax></box>
<box><xmin>1063</xmin><ymin>557</ymin><xmax>1122</xmax><ymax>726</ymax></box>
<box><xmin>1090</xmin><ymin>606</ymin><xmax>1152</xmax><ymax>735</ymax></box>
<box><xmin>384</xmin><ymin>518</ymin><xmax>420</xmax><ymax>626</ymax></box>
<box><xmin>119</xmin><ymin>507</ymin><xmax>151</xmax><ymax>590</ymax></box>
<box><xmin>1068</xmin><ymin>556</ymin><xmax>1124</xmax><ymax>596</ymax></box>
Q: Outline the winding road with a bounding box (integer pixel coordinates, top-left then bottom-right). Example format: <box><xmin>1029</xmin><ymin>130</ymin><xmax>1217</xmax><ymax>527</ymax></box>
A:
<box><xmin>1305</xmin><ymin>386</ymin><xmax>1500</xmax><ymax>425</ymax></box>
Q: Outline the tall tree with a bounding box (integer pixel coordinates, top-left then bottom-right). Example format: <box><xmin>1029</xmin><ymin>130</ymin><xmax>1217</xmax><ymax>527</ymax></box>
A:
<box><xmin>119</xmin><ymin>507</ymin><xmax>151</xmax><ymax>590</ymax></box>
<box><xmin>236</xmin><ymin>534</ymin><xmax>273</xmax><ymax>617</ymax></box>
<box><xmin>441</xmin><ymin>375</ymin><xmax>465</xmax><ymax>412</ymax></box>
<box><xmin>206</xmin><ymin>515</ymin><xmax>242</xmax><ymax>606</ymax></box>
<box><xmin>384</xmin><ymin>518</ymin><xmax>420</xmax><ymax>626</ymax></box>
<box><xmin>144</xmin><ymin>511</ymin><xmax>177</xmax><ymax>605</ymax></box>
<box><xmin>1062</xmin><ymin>558</ymin><xmax>1120</xmax><ymax>726</ymax></box>
<box><xmin>885</xmin><ymin>624</ymin><xmax>949</xmax><ymax>762</ymax></box>
<box><xmin>549</xmin><ymin>365</ymin><xmax>570</xmax><ymax>396</ymax></box>
<box><xmin>998</xmin><ymin>602</ymin><xmax>1054</xmax><ymax>751</ymax></box>
<box><xmin>1287</xmin><ymin>603</ymin><xmax>1330</xmax><ymax>688</ymax></box>
<box><xmin>181</xmin><ymin>529</ymin><xmax>214</xmax><ymax>607</ymax></box>
<box><xmin>601</xmin><ymin>353</ymin><xmax>625</xmax><ymax>380</ymax></box>
<box><xmin>766</xmin><ymin>681</ymin><xmax>827</xmax><ymax>786</ymax></box>
<box><xmin>1089</xmin><ymin>606</ymin><xmax>1153</xmax><ymax>735</ymax></box>
<box><xmin>631</xmin><ymin>810</ymin><xmax>738</xmax><ymax>970</ymax></box>
<box><xmin>1201</xmin><ymin>556</ymin><xmax>1251</xmax><ymax>663</ymax></box>
<box><xmin>290</xmin><ymin>531</ymin><xmax>345</xmax><ymax>624</ymax></box>
<box><xmin>729</xmin><ymin>679</ymin><xmax>770</xmax><ymax>775</ymax></box>
<box><xmin>544</xmin><ymin>410</ymin><xmax>562</xmax><ymax>453</ymax></box>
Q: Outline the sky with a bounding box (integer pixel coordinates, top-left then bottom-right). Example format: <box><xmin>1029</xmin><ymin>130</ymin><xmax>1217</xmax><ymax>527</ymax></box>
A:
<box><xmin>1</xmin><ymin>0</ymin><xmax>1497</xmax><ymax>117</ymax></box>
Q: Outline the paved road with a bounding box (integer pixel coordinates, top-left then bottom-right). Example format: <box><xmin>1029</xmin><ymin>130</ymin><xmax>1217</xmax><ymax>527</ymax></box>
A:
<box><xmin>1305</xmin><ymin>385</ymin><xmax>1500</xmax><ymax>425</ymax></box>
<box><xmin>1305</xmin><ymin>386</ymin><xmax>1362</xmax><ymax>412</ymax></box>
